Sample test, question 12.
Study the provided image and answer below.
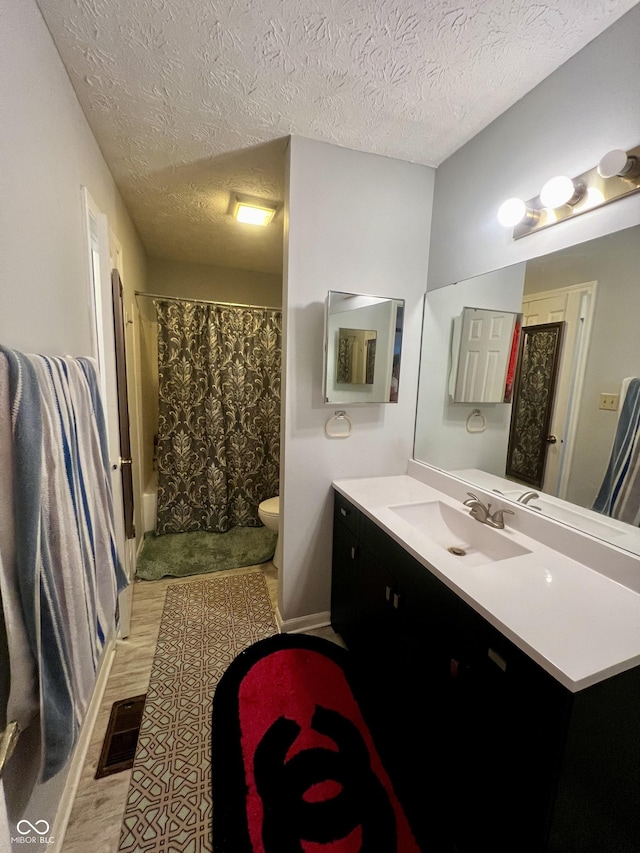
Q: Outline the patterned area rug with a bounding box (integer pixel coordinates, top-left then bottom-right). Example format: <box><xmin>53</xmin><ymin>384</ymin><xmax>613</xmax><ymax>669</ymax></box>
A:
<box><xmin>118</xmin><ymin>572</ymin><xmax>278</xmax><ymax>852</ymax></box>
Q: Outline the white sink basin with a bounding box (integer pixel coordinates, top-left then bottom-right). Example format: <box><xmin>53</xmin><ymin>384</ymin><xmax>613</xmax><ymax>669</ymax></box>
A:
<box><xmin>389</xmin><ymin>500</ymin><xmax>531</xmax><ymax>567</ymax></box>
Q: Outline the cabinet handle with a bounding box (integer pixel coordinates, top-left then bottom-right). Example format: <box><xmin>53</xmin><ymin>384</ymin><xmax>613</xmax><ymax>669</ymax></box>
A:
<box><xmin>340</xmin><ymin>507</ymin><xmax>349</xmax><ymax>517</ymax></box>
<box><xmin>350</xmin><ymin>545</ymin><xmax>359</xmax><ymax>560</ymax></box>
<box><xmin>488</xmin><ymin>647</ymin><xmax>507</xmax><ymax>672</ymax></box>
<box><xmin>384</xmin><ymin>585</ymin><xmax>401</xmax><ymax>609</ymax></box>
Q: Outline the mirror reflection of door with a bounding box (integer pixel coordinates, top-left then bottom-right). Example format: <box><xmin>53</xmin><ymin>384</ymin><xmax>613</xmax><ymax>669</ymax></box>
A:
<box><xmin>453</xmin><ymin>308</ymin><xmax>518</xmax><ymax>403</ymax></box>
<box><xmin>519</xmin><ymin>282</ymin><xmax>597</xmax><ymax>495</ymax></box>
<box><xmin>336</xmin><ymin>327</ymin><xmax>377</xmax><ymax>385</ymax></box>
<box><xmin>506</xmin><ymin>322</ymin><xmax>564</xmax><ymax>489</ymax></box>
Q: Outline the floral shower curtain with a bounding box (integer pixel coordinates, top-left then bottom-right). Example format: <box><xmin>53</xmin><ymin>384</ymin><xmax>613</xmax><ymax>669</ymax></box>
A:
<box><xmin>155</xmin><ymin>299</ymin><xmax>281</xmax><ymax>535</ymax></box>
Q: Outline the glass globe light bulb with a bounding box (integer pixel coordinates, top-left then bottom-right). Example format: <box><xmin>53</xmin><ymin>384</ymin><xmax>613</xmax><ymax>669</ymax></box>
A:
<box><xmin>497</xmin><ymin>197</ymin><xmax>527</xmax><ymax>227</ymax></box>
<box><xmin>597</xmin><ymin>149</ymin><xmax>632</xmax><ymax>179</ymax></box>
<box><xmin>540</xmin><ymin>176</ymin><xmax>577</xmax><ymax>209</ymax></box>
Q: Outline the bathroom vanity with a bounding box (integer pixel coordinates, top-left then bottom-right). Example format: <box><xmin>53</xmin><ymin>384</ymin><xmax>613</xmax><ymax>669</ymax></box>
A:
<box><xmin>331</xmin><ymin>468</ymin><xmax>640</xmax><ymax>852</ymax></box>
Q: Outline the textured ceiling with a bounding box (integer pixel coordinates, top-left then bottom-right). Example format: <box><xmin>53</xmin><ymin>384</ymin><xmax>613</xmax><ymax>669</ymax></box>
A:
<box><xmin>37</xmin><ymin>0</ymin><xmax>638</xmax><ymax>274</ymax></box>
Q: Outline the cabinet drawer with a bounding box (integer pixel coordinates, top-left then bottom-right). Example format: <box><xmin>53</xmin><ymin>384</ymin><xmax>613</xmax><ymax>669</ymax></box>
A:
<box><xmin>333</xmin><ymin>491</ymin><xmax>361</xmax><ymax>536</ymax></box>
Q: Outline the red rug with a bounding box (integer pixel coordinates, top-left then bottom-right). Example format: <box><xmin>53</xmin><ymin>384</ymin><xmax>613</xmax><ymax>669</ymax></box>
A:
<box><xmin>211</xmin><ymin>633</ymin><xmax>420</xmax><ymax>852</ymax></box>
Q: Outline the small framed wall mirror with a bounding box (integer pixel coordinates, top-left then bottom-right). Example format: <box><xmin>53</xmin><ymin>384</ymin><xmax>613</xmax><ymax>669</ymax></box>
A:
<box><xmin>449</xmin><ymin>306</ymin><xmax>522</xmax><ymax>403</ymax></box>
<box><xmin>324</xmin><ymin>291</ymin><xmax>404</xmax><ymax>404</ymax></box>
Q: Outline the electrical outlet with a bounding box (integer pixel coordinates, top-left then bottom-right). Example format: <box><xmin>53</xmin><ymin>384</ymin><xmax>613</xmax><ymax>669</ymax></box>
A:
<box><xmin>599</xmin><ymin>393</ymin><xmax>619</xmax><ymax>411</ymax></box>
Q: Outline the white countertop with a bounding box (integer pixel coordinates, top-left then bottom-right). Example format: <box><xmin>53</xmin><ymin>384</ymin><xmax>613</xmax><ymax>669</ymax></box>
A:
<box><xmin>332</xmin><ymin>474</ymin><xmax>640</xmax><ymax>693</ymax></box>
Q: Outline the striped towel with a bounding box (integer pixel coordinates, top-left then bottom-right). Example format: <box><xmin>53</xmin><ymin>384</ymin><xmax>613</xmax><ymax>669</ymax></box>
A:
<box><xmin>1</xmin><ymin>346</ymin><xmax>127</xmax><ymax>782</ymax></box>
<box><xmin>593</xmin><ymin>378</ymin><xmax>640</xmax><ymax>526</ymax></box>
<box><xmin>0</xmin><ymin>354</ymin><xmax>39</xmax><ymax>734</ymax></box>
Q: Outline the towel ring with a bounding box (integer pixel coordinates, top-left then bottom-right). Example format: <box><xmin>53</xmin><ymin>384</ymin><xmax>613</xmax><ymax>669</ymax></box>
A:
<box><xmin>325</xmin><ymin>410</ymin><xmax>352</xmax><ymax>438</ymax></box>
<box><xmin>466</xmin><ymin>408</ymin><xmax>486</xmax><ymax>433</ymax></box>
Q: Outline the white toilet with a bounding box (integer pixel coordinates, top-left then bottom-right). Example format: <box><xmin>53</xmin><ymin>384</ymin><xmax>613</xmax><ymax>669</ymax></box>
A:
<box><xmin>258</xmin><ymin>496</ymin><xmax>281</xmax><ymax>569</ymax></box>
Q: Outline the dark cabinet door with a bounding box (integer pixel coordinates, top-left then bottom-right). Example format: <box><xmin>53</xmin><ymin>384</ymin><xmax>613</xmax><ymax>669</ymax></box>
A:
<box><xmin>445</xmin><ymin>622</ymin><xmax>569</xmax><ymax>853</ymax></box>
<box><xmin>356</xmin><ymin>528</ymin><xmax>459</xmax><ymax>849</ymax></box>
<box><xmin>330</xmin><ymin>516</ymin><xmax>360</xmax><ymax>645</ymax></box>
<box><xmin>355</xmin><ymin>542</ymin><xmax>446</xmax><ymax>851</ymax></box>
<box><xmin>357</xmin><ymin>545</ymin><xmax>397</xmax><ymax>649</ymax></box>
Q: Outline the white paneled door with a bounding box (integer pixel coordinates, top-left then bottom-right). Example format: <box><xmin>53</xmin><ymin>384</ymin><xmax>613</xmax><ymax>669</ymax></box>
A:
<box><xmin>455</xmin><ymin>308</ymin><xmax>516</xmax><ymax>403</ymax></box>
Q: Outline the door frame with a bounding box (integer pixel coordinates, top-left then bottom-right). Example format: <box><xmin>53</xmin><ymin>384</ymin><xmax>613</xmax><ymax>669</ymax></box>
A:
<box><xmin>82</xmin><ymin>188</ymin><xmax>133</xmax><ymax>636</ymax></box>
<box><xmin>111</xmin><ymin>269</ymin><xmax>135</xmax><ymax>541</ymax></box>
<box><xmin>521</xmin><ymin>281</ymin><xmax>597</xmax><ymax>498</ymax></box>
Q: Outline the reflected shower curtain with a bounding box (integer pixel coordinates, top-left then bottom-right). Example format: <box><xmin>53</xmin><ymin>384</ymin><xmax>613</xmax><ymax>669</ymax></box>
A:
<box><xmin>155</xmin><ymin>299</ymin><xmax>281</xmax><ymax>534</ymax></box>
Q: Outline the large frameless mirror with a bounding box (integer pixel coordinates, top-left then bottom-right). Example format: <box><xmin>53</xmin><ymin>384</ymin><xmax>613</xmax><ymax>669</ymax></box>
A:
<box><xmin>414</xmin><ymin>224</ymin><xmax>640</xmax><ymax>557</ymax></box>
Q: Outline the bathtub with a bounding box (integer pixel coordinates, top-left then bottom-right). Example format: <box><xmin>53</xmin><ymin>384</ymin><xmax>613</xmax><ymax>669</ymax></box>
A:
<box><xmin>142</xmin><ymin>474</ymin><xmax>157</xmax><ymax>533</ymax></box>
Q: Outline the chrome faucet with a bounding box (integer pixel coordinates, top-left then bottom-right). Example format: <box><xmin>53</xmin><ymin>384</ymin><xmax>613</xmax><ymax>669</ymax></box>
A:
<box><xmin>463</xmin><ymin>493</ymin><xmax>514</xmax><ymax>529</ymax></box>
<box><xmin>518</xmin><ymin>490</ymin><xmax>540</xmax><ymax>504</ymax></box>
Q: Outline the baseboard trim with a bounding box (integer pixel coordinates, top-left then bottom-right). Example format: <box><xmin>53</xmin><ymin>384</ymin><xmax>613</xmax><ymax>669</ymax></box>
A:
<box><xmin>50</xmin><ymin>637</ymin><xmax>117</xmax><ymax>853</ymax></box>
<box><xmin>278</xmin><ymin>611</ymin><xmax>332</xmax><ymax>634</ymax></box>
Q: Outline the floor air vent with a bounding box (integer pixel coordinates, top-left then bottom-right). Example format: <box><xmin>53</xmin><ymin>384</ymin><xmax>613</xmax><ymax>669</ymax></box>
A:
<box><xmin>95</xmin><ymin>694</ymin><xmax>146</xmax><ymax>779</ymax></box>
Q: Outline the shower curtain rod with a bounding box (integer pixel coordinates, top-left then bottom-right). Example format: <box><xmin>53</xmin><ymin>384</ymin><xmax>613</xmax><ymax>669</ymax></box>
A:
<box><xmin>134</xmin><ymin>291</ymin><xmax>281</xmax><ymax>311</ymax></box>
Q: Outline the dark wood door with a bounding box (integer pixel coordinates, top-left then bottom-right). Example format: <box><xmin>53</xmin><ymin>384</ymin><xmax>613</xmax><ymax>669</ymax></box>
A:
<box><xmin>506</xmin><ymin>322</ymin><xmax>564</xmax><ymax>489</ymax></box>
<box><xmin>111</xmin><ymin>269</ymin><xmax>135</xmax><ymax>540</ymax></box>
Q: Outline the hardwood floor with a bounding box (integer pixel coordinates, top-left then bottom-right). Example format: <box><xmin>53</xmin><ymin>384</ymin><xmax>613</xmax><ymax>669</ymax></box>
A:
<box><xmin>60</xmin><ymin>563</ymin><xmax>343</xmax><ymax>852</ymax></box>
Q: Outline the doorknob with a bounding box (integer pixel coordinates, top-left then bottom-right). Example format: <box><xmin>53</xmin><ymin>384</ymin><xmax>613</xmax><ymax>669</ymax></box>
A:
<box><xmin>546</xmin><ymin>435</ymin><xmax>557</xmax><ymax>444</ymax></box>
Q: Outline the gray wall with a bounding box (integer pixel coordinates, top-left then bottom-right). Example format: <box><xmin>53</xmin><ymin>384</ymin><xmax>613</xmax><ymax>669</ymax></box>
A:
<box><xmin>281</xmin><ymin>136</ymin><xmax>434</xmax><ymax>627</ymax></box>
<box><xmin>428</xmin><ymin>4</ymin><xmax>640</xmax><ymax>292</ymax></box>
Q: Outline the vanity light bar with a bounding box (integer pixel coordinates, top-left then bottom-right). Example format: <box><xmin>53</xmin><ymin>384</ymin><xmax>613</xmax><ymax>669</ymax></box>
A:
<box><xmin>499</xmin><ymin>144</ymin><xmax>640</xmax><ymax>239</ymax></box>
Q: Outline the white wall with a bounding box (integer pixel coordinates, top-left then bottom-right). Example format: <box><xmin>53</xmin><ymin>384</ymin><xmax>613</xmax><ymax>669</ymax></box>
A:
<box><xmin>1</xmin><ymin>0</ymin><xmax>146</xmax><ymax>844</ymax></box>
<box><xmin>427</xmin><ymin>3</ymin><xmax>640</xmax><ymax>292</ymax></box>
<box><xmin>414</xmin><ymin>264</ymin><xmax>526</xmax><ymax>474</ymax></box>
<box><xmin>281</xmin><ymin>136</ymin><xmax>434</xmax><ymax>627</ymax></box>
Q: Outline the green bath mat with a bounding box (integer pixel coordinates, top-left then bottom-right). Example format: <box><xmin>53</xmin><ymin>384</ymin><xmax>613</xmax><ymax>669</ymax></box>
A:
<box><xmin>135</xmin><ymin>526</ymin><xmax>277</xmax><ymax>581</ymax></box>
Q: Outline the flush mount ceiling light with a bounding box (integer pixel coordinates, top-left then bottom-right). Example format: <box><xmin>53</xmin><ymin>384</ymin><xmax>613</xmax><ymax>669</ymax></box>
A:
<box><xmin>235</xmin><ymin>203</ymin><xmax>275</xmax><ymax>226</ymax></box>
<box><xmin>229</xmin><ymin>194</ymin><xmax>278</xmax><ymax>227</ymax></box>
<box><xmin>498</xmin><ymin>142</ymin><xmax>640</xmax><ymax>239</ymax></box>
